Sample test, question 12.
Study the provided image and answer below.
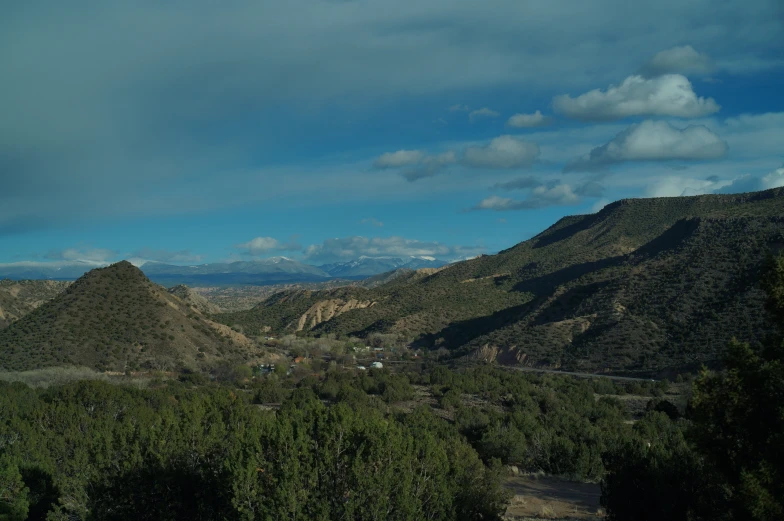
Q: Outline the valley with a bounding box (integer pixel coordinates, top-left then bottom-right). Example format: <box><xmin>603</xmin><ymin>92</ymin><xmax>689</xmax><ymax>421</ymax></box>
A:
<box><xmin>1</xmin><ymin>189</ymin><xmax>782</xmax><ymax>520</ymax></box>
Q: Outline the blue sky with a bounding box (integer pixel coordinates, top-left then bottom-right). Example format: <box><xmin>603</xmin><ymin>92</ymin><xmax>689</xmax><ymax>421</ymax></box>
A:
<box><xmin>2</xmin><ymin>0</ymin><xmax>783</xmax><ymax>266</ymax></box>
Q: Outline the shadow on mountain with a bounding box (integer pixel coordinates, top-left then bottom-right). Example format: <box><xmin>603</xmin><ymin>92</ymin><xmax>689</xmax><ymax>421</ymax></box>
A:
<box><xmin>416</xmin><ymin>218</ymin><xmax>705</xmax><ymax>356</ymax></box>
<box><xmin>630</xmin><ymin>217</ymin><xmax>700</xmax><ymax>258</ymax></box>
<box><xmin>532</xmin><ymin>213</ymin><xmax>603</xmax><ymax>249</ymax></box>
<box><xmin>411</xmin><ymin>302</ymin><xmax>533</xmax><ymax>352</ymax></box>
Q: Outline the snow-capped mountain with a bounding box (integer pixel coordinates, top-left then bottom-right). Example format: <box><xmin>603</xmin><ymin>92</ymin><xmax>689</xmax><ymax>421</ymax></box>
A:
<box><xmin>319</xmin><ymin>256</ymin><xmax>449</xmax><ymax>278</ymax></box>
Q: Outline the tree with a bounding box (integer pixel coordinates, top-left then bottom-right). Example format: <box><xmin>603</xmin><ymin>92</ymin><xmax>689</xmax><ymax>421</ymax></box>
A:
<box><xmin>0</xmin><ymin>462</ymin><xmax>29</xmax><ymax>521</ymax></box>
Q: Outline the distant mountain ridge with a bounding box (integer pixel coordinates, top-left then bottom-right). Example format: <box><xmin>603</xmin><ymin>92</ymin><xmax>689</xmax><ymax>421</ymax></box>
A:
<box><xmin>0</xmin><ymin>256</ymin><xmax>454</xmax><ymax>286</ymax></box>
<box><xmin>215</xmin><ymin>188</ymin><xmax>784</xmax><ymax>376</ymax></box>
<box><xmin>319</xmin><ymin>256</ymin><xmax>448</xmax><ymax>278</ymax></box>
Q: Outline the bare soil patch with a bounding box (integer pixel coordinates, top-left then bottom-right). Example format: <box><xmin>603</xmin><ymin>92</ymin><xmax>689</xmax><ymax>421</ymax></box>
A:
<box><xmin>503</xmin><ymin>476</ymin><xmax>602</xmax><ymax>520</ymax></box>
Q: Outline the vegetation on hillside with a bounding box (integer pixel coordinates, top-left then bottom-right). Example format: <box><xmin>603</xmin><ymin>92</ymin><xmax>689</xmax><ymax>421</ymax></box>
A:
<box><xmin>216</xmin><ymin>189</ymin><xmax>784</xmax><ymax>374</ymax></box>
<box><xmin>600</xmin><ymin>253</ymin><xmax>784</xmax><ymax>520</ymax></box>
<box><xmin>0</xmin><ymin>262</ymin><xmax>256</xmax><ymax>373</ymax></box>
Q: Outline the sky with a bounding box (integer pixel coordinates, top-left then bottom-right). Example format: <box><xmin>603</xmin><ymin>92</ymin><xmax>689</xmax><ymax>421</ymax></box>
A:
<box><xmin>1</xmin><ymin>0</ymin><xmax>783</xmax><ymax>267</ymax></box>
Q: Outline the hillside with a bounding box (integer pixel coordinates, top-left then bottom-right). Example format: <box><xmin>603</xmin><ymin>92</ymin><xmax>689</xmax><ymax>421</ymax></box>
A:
<box><xmin>0</xmin><ymin>261</ymin><xmax>258</xmax><ymax>372</ymax></box>
<box><xmin>0</xmin><ymin>279</ymin><xmax>72</xmax><ymax>328</ymax></box>
<box><xmin>216</xmin><ymin>188</ymin><xmax>784</xmax><ymax>375</ymax></box>
<box><xmin>167</xmin><ymin>284</ymin><xmax>223</xmax><ymax>314</ymax></box>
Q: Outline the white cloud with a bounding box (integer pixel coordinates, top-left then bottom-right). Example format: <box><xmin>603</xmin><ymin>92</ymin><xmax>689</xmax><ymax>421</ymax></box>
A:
<box><xmin>646</xmin><ymin>176</ymin><xmax>728</xmax><ymax>197</ymax></box>
<box><xmin>449</xmin><ymin>104</ymin><xmax>471</xmax><ymax>112</ymax></box>
<box><xmin>507</xmin><ymin>110</ymin><xmax>552</xmax><ymax>128</ymax></box>
<box><xmin>374</xmin><ymin>150</ymin><xmax>426</xmax><ymax>169</ymax></box>
<box><xmin>469</xmin><ymin>107</ymin><xmax>500</xmax><ymax>122</ymax></box>
<box><xmin>236</xmin><ymin>237</ymin><xmax>301</xmax><ymax>256</ymax></box>
<box><xmin>640</xmin><ymin>45</ymin><xmax>714</xmax><ymax>77</ymax></box>
<box><xmin>553</xmin><ymin>74</ymin><xmax>720</xmax><ymax>121</ymax></box>
<box><xmin>302</xmin><ymin>236</ymin><xmax>482</xmax><ymax>263</ymax></box>
<box><xmin>564</xmin><ymin>120</ymin><xmax>728</xmax><ymax>172</ymax></box>
<box><xmin>717</xmin><ymin>165</ymin><xmax>784</xmax><ymax>194</ymax></box>
<box><xmin>462</xmin><ymin>135</ymin><xmax>540</xmax><ymax>169</ymax></box>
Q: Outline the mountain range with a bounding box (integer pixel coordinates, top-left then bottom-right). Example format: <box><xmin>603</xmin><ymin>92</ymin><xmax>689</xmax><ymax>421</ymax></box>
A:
<box><xmin>214</xmin><ymin>188</ymin><xmax>784</xmax><ymax>376</ymax></box>
<box><xmin>2</xmin><ymin>188</ymin><xmax>783</xmax><ymax>376</ymax></box>
<box><xmin>0</xmin><ymin>255</ymin><xmax>451</xmax><ymax>287</ymax></box>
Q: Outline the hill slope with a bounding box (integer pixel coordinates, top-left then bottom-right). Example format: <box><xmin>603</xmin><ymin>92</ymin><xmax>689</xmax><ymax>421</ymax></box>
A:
<box><xmin>216</xmin><ymin>189</ymin><xmax>784</xmax><ymax>374</ymax></box>
<box><xmin>0</xmin><ymin>262</ymin><xmax>257</xmax><ymax>372</ymax></box>
<box><xmin>0</xmin><ymin>279</ymin><xmax>72</xmax><ymax>328</ymax></box>
<box><xmin>167</xmin><ymin>284</ymin><xmax>223</xmax><ymax>314</ymax></box>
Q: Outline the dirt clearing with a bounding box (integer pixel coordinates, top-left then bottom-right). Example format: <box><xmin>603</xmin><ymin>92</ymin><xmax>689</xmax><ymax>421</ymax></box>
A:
<box><xmin>504</xmin><ymin>476</ymin><xmax>602</xmax><ymax>520</ymax></box>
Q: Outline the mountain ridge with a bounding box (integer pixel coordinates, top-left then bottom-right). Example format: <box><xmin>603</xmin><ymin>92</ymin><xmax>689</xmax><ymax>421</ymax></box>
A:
<box><xmin>215</xmin><ymin>188</ymin><xmax>784</xmax><ymax>375</ymax></box>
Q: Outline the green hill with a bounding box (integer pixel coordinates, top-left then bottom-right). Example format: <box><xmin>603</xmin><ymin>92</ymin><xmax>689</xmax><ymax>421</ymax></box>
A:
<box><xmin>0</xmin><ymin>261</ymin><xmax>257</xmax><ymax>372</ymax></box>
<box><xmin>216</xmin><ymin>188</ymin><xmax>784</xmax><ymax>375</ymax></box>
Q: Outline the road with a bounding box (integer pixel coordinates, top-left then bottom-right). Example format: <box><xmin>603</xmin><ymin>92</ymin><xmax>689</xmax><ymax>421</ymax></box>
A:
<box><xmin>503</xmin><ymin>365</ymin><xmax>656</xmax><ymax>382</ymax></box>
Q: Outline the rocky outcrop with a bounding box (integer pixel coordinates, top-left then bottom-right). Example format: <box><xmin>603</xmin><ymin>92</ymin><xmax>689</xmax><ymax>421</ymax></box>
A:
<box><xmin>296</xmin><ymin>298</ymin><xmax>376</xmax><ymax>331</ymax></box>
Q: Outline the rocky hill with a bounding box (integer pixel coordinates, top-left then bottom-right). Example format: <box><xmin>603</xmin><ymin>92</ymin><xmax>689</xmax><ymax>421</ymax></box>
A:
<box><xmin>0</xmin><ymin>261</ymin><xmax>258</xmax><ymax>372</ymax></box>
<box><xmin>0</xmin><ymin>279</ymin><xmax>72</xmax><ymax>328</ymax></box>
<box><xmin>215</xmin><ymin>188</ymin><xmax>784</xmax><ymax>375</ymax></box>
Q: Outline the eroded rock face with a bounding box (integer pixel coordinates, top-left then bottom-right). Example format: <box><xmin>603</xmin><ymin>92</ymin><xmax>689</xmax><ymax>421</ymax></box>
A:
<box><xmin>474</xmin><ymin>344</ymin><xmax>528</xmax><ymax>365</ymax></box>
<box><xmin>297</xmin><ymin>298</ymin><xmax>376</xmax><ymax>331</ymax></box>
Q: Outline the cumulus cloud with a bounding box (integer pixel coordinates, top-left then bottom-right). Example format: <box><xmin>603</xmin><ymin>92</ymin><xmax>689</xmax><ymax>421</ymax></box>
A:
<box><xmin>302</xmin><ymin>236</ymin><xmax>482</xmax><ymax>263</ymax></box>
<box><xmin>640</xmin><ymin>45</ymin><xmax>714</xmax><ymax>78</ymax></box>
<box><xmin>236</xmin><ymin>237</ymin><xmax>302</xmax><ymax>256</ymax></box>
<box><xmin>553</xmin><ymin>74</ymin><xmax>720</xmax><ymax>121</ymax></box>
<box><xmin>45</xmin><ymin>248</ymin><xmax>117</xmax><ymax>263</ymax></box>
<box><xmin>360</xmin><ymin>217</ymin><xmax>384</xmax><ymax>227</ymax></box>
<box><xmin>462</xmin><ymin>135</ymin><xmax>540</xmax><ymax>169</ymax></box>
<box><xmin>373</xmin><ymin>150</ymin><xmax>426</xmax><ymax>169</ymax></box>
<box><xmin>564</xmin><ymin>120</ymin><xmax>728</xmax><ymax>172</ymax></box>
<box><xmin>507</xmin><ymin>110</ymin><xmax>553</xmax><ymax>128</ymax></box>
<box><xmin>469</xmin><ymin>107</ymin><xmax>500</xmax><ymax>122</ymax></box>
